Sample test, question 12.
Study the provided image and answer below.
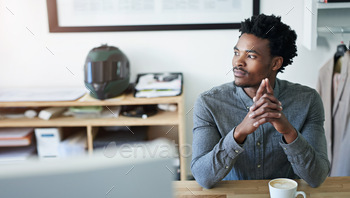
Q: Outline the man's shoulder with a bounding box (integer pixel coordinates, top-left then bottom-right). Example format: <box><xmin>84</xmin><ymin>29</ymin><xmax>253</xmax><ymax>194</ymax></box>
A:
<box><xmin>195</xmin><ymin>82</ymin><xmax>235</xmax><ymax>111</ymax></box>
<box><xmin>278</xmin><ymin>79</ymin><xmax>319</xmax><ymax>97</ymax></box>
<box><xmin>200</xmin><ymin>82</ymin><xmax>234</xmax><ymax>98</ymax></box>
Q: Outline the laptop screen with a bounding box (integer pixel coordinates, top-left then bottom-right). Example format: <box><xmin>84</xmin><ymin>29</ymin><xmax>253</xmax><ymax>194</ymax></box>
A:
<box><xmin>0</xmin><ymin>139</ymin><xmax>175</xmax><ymax>198</ymax></box>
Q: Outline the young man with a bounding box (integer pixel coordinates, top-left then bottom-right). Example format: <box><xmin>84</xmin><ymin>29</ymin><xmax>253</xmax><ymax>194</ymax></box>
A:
<box><xmin>191</xmin><ymin>14</ymin><xmax>330</xmax><ymax>189</ymax></box>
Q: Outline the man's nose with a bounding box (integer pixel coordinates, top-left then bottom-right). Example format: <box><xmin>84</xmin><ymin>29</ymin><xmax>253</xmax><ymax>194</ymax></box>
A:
<box><xmin>233</xmin><ymin>55</ymin><xmax>245</xmax><ymax>67</ymax></box>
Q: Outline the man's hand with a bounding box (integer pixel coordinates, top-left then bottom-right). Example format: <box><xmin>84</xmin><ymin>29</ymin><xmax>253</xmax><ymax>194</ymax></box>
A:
<box><xmin>250</xmin><ymin>78</ymin><xmax>297</xmax><ymax>143</ymax></box>
<box><xmin>234</xmin><ymin>78</ymin><xmax>297</xmax><ymax>144</ymax></box>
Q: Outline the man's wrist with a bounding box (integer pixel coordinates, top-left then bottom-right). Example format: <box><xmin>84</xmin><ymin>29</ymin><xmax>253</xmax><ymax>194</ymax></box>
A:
<box><xmin>283</xmin><ymin>128</ymin><xmax>298</xmax><ymax>144</ymax></box>
<box><xmin>233</xmin><ymin>127</ymin><xmax>247</xmax><ymax>144</ymax></box>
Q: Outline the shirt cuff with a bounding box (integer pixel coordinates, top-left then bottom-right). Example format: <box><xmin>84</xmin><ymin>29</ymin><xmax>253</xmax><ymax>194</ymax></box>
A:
<box><xmin>223</xmin><ymin>127</ymin><xmax>244</xmax><ymax>159</ymax></box>
<box><xmin>279</xmin><ymin>130</ymin><xmax>309</xmax><ymax>156</ymax></box>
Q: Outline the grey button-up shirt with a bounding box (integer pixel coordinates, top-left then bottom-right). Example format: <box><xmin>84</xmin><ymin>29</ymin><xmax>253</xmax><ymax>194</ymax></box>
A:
<box><xmin>191</xmin><ymin>78</ymin><xmax>330</xmax><ymax>189</ymax></box>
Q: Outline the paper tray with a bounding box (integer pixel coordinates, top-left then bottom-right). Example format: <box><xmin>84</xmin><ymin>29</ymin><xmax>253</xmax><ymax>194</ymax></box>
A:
<box><xmin>134</xmin><ymin>72</ymin><xmax>183</xmax><ymax>98</ymax></box>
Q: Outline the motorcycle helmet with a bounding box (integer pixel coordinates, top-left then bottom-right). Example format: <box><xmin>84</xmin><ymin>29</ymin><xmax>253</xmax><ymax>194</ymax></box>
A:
<box><xmin>84</xmin><ymin>44</ymin><xmax>130</xmax><ymax>100</ymax></box>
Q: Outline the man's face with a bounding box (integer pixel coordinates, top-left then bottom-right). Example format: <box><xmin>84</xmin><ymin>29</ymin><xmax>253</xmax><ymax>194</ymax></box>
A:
<box><xmin>232</xmin><ymin>33</ymin><xmax>275</xmax><ymax>88</ymax></box>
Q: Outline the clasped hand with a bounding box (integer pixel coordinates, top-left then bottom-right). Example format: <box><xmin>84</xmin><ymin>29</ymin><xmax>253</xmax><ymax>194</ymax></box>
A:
<box><xmin>234</xmin><ymin>78</ymin><xmax>297</xmax><ymax>144</ymax></box>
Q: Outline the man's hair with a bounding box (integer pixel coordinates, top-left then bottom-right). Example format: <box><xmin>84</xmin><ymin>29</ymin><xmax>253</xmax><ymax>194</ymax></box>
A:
<box><xmin>239</xmin><ymin>14</ymin><xmax>297</xmax><ymax>73</ymax></box>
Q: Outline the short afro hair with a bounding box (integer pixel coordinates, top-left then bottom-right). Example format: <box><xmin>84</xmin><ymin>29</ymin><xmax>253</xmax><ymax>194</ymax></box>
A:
<box><xmin>239</xmin><ymin>14</ymin><xmax>297</xmax><ymax>73</ymax></box>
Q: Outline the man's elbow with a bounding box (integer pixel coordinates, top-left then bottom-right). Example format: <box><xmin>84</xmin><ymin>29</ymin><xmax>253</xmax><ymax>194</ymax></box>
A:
<box><xmin>193</xmin><ymin>175</ymin><xmax>216</xmax><ymax>189</ymax></box>
<box><xmin>308</xmin><ymin>166</ymin><xmax>330</xmax><ymax>188</ymax></box>
<box><xmin>191</xmin><ymin>167</ymin><xmax>216</xmax><ymax>189</ymax></box>
<box><xmin>308</xmin><ymin>181</ymin><xmax>322</xmax><ymax>188</ymax></box>
<box><xmin>308</xmin><ymin>175</ymin><xmax>326</xmax><ymax>188</ymax></box>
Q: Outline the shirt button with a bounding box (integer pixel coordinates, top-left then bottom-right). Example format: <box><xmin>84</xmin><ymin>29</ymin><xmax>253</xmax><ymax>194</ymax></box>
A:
<box><xmin>284</xmin><ymin>147</ymin><xmax>287</xmax><ymax>150</ymax></box>
<box><xmin>235</xmin><ymin>150</ymin><xmax>239</xmax><ymax>153</ymax></box>
<box><xmin>225</xmin><ymin>166</ymin><xmax>229</xmax><ymax>169</ymax></box>
<box><xmin>257</xmin><ymin>142</ymin><xmax>261</xmax><ymax>146</ymax></box>
<box><xmin>257</xmin><ymin>164</ymin><xmax>261</xmax><ymax>168</ymax></box>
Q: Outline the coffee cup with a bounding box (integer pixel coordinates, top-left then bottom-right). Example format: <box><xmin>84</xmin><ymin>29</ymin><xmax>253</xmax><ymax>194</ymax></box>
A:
<box><xmin>268</xmin><ymin>178</ymin><xmax>306</xmax><ymax>198</ymax></box>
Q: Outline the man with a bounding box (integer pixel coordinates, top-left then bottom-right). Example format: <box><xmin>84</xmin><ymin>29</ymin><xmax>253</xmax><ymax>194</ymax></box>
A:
<box><xmin>191</xmin><ymin>14</ymin><xmax>330</xmax><ymax>189</ymax></box>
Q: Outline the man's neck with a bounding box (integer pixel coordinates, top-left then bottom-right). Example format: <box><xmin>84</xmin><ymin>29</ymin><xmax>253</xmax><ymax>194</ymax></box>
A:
<box><xmin>243</xmin><ymin>78</ymin><xmax>276</xmax><ymax>99</ymax></box>
<box><xmin>243</xmin><ymin>87</ymin><xmax>259</xmax><ymax>99</ymax></box>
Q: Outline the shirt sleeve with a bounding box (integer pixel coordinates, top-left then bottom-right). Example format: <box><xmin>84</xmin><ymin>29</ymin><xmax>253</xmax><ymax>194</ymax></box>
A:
<box><xmin>279</xmin><ymin>90</ymin><xmax>330</xmax><ymax>188</ymax></box>
<box><xmin>191</xmin><ymin>95</ymin><xmax>244</xmax><ymax>189</ymax></box>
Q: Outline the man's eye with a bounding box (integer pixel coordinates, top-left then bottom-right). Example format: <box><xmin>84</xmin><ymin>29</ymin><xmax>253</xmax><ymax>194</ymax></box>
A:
<box><xmin>247</xmin><ymin>54</ymin><xmax>256</xmax><ymax>59</ymax></box>
<box><xmin>234</xmin><ymin>51</ymin><xmax>239</xmax><ymax>56</ymax></box>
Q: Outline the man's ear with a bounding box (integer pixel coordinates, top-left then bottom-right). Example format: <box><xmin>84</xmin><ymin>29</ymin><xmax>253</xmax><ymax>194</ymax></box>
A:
<box><xmin>271</xmin><ymin>56</ymin><xmax>283</xmax><ymax>72</ymax></box>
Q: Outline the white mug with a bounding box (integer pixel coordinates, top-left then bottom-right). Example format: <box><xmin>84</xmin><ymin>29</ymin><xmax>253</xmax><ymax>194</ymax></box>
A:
<box><xmin>268</xmin><ymin>178</ymin><xmax>306</xmax><ymax>198</ymax></box>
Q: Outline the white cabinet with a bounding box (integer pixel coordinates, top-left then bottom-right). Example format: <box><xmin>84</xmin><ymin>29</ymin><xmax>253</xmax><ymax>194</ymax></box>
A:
<box><xmin>303</xmin><ymin>0</ymin><xmax>350</xmax><ymax>50</ymax></box>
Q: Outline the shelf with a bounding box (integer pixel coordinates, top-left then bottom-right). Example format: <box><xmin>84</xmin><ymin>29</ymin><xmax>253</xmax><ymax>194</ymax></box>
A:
<box><xmin>0</xmin><ymin>110</ymin><xmax>179</xmax><ymax>127</ymax></box>
<box><xmin>0</xmin><ymin>91</ymin><xmax>188</xmax><ymax>180</ymax></box>
<box><xmin>317</xmin><ymin>2</ymin><xmax>350</xmax><ymax>9</ymax></box>
<box><xmin>0</xmin><ymin>93</ymin><xmax>183</xmax><ymax>107</ymax></box>
<box><xmin>303</xmin><ymin>0</ymin><xmax>350</xmax><ymax>50</ymax></box>
<box><xmin>318</xmin><ymin>26</ymin><xmax>350</xmax><ymax>33</ymax></box>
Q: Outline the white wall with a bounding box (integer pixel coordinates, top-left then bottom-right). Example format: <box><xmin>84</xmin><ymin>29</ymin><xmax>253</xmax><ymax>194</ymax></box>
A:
<box><xmin>1</xmin><ymin>0</ymin><xmax>349</xmax><ymax>176</ymax></box>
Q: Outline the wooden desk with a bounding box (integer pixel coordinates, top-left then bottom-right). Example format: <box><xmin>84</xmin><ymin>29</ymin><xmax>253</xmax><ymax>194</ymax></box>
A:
<box><xmin>174</xmin><ymin>176</ymin><xmax>350</xmax><ymax>198</ymax></box>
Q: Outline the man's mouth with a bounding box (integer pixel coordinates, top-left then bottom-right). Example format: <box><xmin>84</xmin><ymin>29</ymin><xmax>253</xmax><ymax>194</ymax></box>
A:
<box><xmin>233</xmin><ymin>67</ymin><xmax>247</xmax><ymax>77</ymax></box>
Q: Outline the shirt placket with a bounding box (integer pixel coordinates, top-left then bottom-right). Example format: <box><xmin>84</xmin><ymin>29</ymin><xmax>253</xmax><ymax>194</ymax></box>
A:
<box><xmin>255</xmin><ymin>125</ymin><xmax>264</xmax><ymax>179</ymax></box>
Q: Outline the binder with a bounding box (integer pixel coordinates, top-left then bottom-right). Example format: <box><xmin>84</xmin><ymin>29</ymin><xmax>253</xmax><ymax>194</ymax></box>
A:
<box><xmin>35</xmin><ymin>128</ymin><xmax>62</xmax><ymax>158</ymax></box>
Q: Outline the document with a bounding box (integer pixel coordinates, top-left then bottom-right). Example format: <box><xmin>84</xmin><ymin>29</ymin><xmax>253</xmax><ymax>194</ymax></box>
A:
<box><xmin>0</xmin><ymin>145</ymin><xmax>35</xmax><ymax>163</ymax></box>
<box><xmin>134</xmin><ymin>73</ymin><xmax>183</xmax><ymax>98</ymax></box>
<box><xmin>0</xmin><ymin>87</ymin><xmax>86</xmax><ymax>102</ymax></box>
<box><xmin>0</xmin><ymin>128</ymin><xmax>34</xmax><ymax>147</ymax></box>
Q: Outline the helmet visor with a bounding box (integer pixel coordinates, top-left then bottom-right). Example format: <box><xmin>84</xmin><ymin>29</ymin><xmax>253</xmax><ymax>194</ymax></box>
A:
<box><xmin>85</xmin><ymin>61</ymin><xmax>122</xmax><ymax>83</ymax></box>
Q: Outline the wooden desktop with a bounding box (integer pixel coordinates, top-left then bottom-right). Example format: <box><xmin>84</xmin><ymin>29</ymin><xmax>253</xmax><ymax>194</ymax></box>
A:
<box><xmin>174</xmin><ymin>176</ymin><xmax>350</xmax><ymax>198</ymax></box>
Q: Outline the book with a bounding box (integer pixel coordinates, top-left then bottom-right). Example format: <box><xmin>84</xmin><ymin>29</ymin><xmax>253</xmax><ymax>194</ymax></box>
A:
<box><xmin>0</xmin><ymin>128</ymin><xmax>34</xmax><ymax>147</ymax></box>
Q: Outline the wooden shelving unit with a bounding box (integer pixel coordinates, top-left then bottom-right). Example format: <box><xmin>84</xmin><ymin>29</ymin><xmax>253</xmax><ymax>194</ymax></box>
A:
<box><xmin>0</xmin><ymin>92</ymin><xmax>187</xmax><ymax>180</ymax></box>
<box><xmin>0</xmin><ymin>111</ymin><xmax>179</xmax><ymax>127</ymax></box>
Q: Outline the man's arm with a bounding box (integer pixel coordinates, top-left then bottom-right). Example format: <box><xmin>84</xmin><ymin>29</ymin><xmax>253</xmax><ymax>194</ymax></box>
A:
<box><xmin>279</xmin><ymin>91</ymin><xmax>330</xmax><ymax>187</ymax></box>
<box><xmin>250</xmin><ymin>79</ymin><xmax>330</xmax><ymax>187</ymax></box>
<box><xmin>191</xmin><ymin>96</ymin><xmax>244</xmax><ymax>189</ymax></box>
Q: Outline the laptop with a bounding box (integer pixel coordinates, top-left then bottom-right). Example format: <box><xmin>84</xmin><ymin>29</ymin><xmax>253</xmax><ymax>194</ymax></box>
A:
<box><xmin>0</xmin><ymin>139</ymin><xmax>174</xmax><ymax>198</ymax></box>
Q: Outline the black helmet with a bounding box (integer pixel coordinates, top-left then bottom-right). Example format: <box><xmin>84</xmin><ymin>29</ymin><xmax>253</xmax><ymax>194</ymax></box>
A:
<box><xmin>84</xmin><ymin>45</ymin><xmax>130</xmax><ymax>100</ymax></box>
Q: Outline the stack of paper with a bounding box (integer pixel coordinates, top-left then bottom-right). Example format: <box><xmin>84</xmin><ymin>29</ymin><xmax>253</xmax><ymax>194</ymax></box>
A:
<box><xmin>59</xmin><ymin>132</ymin><xmax>87</xmax><ymax>157</ymax></box>
<box><xmin>0</xmin><ymin>128</ymin><xmax>34</xmax><ymax>147</ymax></box>
<box><xmin>134</xmin><ymin>73</ymin><xmax>183</xmax><ymax>98</ymax></box>
<box><xmin>67</xmin><ymin>106</ymin><xmax>102</xmax><ymax>118</ymax></box>
<box><xmin>0</xmin><ymin>145</ymin><xmax>36</xmax><ymax>163</ymax></box>
<box><xmin>0</xmin><ymin>87</ymin><xmax>86</xmax><ymax>102</ymax></box>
